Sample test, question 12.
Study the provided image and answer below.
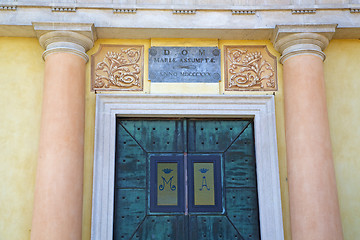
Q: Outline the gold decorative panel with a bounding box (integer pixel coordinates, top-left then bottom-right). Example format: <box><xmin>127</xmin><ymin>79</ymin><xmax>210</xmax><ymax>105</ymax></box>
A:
<box><xmin>91</xmin><ymin>45</ymin><xmax>144</xmax><ymax>91</ymax></box>
<box><xmin>224</xmin><ymin>45</ymin><xmax>277</xmax><ymax>91</ymax></box>
<box><xmin>193</xmin><ymin>162</ymin><xmax>215</xmax><ymax>206</ymax></box>
<box><xmin>157</xmin><ymin>162</ymin><xmax>178</xmax><ymax>206</ymax></box>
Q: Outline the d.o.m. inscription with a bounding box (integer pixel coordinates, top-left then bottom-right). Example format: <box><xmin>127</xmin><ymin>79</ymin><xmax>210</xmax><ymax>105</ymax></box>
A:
<box><xmin>149</xmin><ymin>47</ymin><xmax>221</xmax><ymax>83</ymax></box>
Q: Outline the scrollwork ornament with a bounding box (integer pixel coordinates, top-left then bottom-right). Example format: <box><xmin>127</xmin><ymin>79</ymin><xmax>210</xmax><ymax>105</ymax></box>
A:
<box><xmin>91</xmin><ymin>45</ymin><xmax>144</xmax><ymax>91</ymax></box>
<box><xmin>225</xmin><ymin>46</ymin><xmax>277</xmax><ymax>91</ymax></box>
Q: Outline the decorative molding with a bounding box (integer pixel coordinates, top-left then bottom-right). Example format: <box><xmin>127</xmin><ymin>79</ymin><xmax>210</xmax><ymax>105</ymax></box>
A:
<box><xmin>224</xmin><ymin>45</ymin><xmax>277</xmax><ymax>91</ymax></box>
<box><xmin>91</xmin><ymin>94</ymin><xmax>284</xmax><ymax>240</ymax></box>
<box><xmin>33</xmin><ymin>22</ymin><xmax>96</xmax><ymax>62</ymax></box>
<box><xmin>173</xmin><ymin>9</ymin><xmax>196</xmax><ymax>14</ymax></box>
<box><xmin>91</xmin><ymin>45</ymin><xmax>144</xmax><ymax>91</ymax></box>
<box><xmin>0</xmin><ymin>5</ymin><xmax>16</xmax><ymax>10</ymax></box>
<box><xmin>2</xmin><ymin>8</ymin><xmax>360</xmax><ymax>40</ymax></box>
<box><xmin>291</xmin><ymin>9</ymin><xmax>316</xmax><ymax>14</ymax></box>
<box><xmin>51</xmin><ymin>7</ymin><xmax>76</xmax><ymax>12</ymax></box>
<box><xmin>113</xmin><ymin>8</ymin><xmax>137</xmax><ymax>13</ymax></box>
<box><xmin>272</xmin><ymin>24</ymin><xmax>337</xmax><ymax>63</ymax></box>
<box><xmin>232</xmin><ymin>10</ymin><xmax>256</xmax><ymax>15</ymax></box>
<box><xmin>350</xmin><ymin>8</ymin><xmax>360</xmax><ymax>13</ymax></box>
<box><xmin>39</xmin><ymin>31</ymin><xmax>93</xmax><ymax>61</ymax></box>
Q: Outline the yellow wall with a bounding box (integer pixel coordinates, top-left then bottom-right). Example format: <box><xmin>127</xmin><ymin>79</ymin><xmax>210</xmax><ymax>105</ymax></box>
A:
<box><xmin>0</xmin><ymin>38</ymin><xmax>44</xmax><ymax>240</ymax></box>
<box><xmin>2</xmin><ymin>37</ymin><xmax>359</xmax><ymax>240</ymax></box>
<box><xmin>325</xmin><ymin>39</ymin><xmax>360</xmax><ymax>240</ymax></box>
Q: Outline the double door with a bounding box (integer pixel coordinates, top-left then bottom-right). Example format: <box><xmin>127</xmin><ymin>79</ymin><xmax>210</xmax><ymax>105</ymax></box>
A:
<box><xmin>114</xmin><ymin>118</ymin><xmax>260</xmax><ymax>240</ymax></box>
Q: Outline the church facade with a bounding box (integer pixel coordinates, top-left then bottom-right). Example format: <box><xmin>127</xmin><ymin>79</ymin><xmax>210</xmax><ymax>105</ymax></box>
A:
<box><xmin>1</xmin><ymin>1</ymin><xmax>360</xmax><ymax>239</ymax></box>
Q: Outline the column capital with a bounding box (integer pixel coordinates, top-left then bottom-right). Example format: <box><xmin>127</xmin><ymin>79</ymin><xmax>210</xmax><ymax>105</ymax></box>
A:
<box><xmin>32</xmin><ymin>22</ymin><xmax>96</xmax><ymax>62</ymax></box>
<box><xmin>272</xmin><ymin>24</ymin><xmax>337</xmax><ymax>63</ymax></box>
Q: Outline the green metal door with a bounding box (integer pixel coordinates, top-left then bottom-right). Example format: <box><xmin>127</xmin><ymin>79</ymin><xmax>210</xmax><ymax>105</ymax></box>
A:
<box><xmin>114</xmin><ymin>118</ymin><xmax>260</xmax><ymax>240</ymax></box>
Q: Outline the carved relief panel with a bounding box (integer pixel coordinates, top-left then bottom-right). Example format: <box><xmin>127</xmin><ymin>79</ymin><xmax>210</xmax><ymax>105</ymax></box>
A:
<box><xmin>224</xmin><ymin>45</ymin><xmax>277</xmax><ymax>91</ymax></box>
<box><xmin>91</xmin><ymin>45</ymin><xmax>144</xmax><ymax>91</ymax></box>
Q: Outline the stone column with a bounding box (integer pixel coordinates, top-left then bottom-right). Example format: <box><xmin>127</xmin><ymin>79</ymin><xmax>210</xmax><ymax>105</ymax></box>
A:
<box><xmin>31</xmin><ymin>23</ymin><xmax>94</xmax><ymax>240</ymax></box>
<box><xmin>273</xmin><ymin>25</ymin><xmax>343</xmax><ymax>240</ymax></box>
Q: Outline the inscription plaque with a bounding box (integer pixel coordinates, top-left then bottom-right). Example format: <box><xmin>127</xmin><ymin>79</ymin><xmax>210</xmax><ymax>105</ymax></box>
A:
<box><xmin>149</xmin><ymin>47</ymin><xmax>221</xmax><ymax>83</ymax></box>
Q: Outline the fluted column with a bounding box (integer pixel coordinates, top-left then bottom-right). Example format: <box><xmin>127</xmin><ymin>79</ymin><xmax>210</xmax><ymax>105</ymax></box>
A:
<box><xmin>31</xmin><ymin>23</ymin><xmax>94</xmax><ymax>240</ymax></box>
<box><xmin>273</xmin><ymin>25</ymin><xmax>343</xmax><ymax>240</ymax></box>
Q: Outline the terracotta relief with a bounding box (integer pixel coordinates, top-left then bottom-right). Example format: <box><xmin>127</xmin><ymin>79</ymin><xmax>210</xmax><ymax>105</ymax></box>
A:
<box><xmin>91</xmin><ymin>45</ymin><xmax>144</xmax><ymax>91</ymax></box>
<box><xmin>224</xmin><ymin>45</ymin><xmax>277</xmax><ymax>91</ymax></box>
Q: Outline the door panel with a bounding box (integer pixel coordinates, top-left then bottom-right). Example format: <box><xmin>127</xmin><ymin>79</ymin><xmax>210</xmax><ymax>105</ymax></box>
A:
<box><xmin>113</xmin><ymin>189</ymin><xmax>146</xmax><ymax>239</ymax></box>
<box><xmin>224</xmin><ymin>124</ymin><xmax>257</xmax><ymax>188</ymax></box>
<box><xmin>226</xmin><ymin>189</ymin><xmax>260</xmax><ymax>240</ymax></box>
<box><xmin>136</xmin><ymin>216</ymin><xmax>186</xmax><ymax>240</ymax></box>
<box><xmin>114</xmin><ymin>118</ymin><xmax>260</xmax><ymax>240</ymax></box>
<box><xmin>224</xmin><ymin>124</ymin><xmax>260</xmax><ymax>239</ymax></box>
<box><xmin>187</xmin><ymin>120</ymin><xmax>250</xmax><ymax>153</ymax></box>
<box><xmin>114</xmin><ymin>124</ymin><xmax>147</xmax><ymax>239</ymax></box>
<box><xmin>119</xmin><ymin>119</ymin><xmax>185</xmax><ymax>153</ymax></box>
<box><xmin>189</xmin><ymin>216</ymin><xmax>243</xmax><ymax>240</ymax></box>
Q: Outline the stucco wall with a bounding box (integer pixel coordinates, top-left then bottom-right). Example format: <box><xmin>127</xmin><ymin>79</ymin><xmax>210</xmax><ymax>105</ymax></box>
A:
<box><xmin>0</xmin><ymin>38</ymin><xmax>44</xmax><ymax>240</ymax></box>
<box><xmin>325</xmin><ymin>39</ymin><xmax>360</xmax><ymax>240</ymax></box>
<box><xmin>1</xmin><ymin>37</ymin><xmax>359</xmax><ymax>240</ymax></box>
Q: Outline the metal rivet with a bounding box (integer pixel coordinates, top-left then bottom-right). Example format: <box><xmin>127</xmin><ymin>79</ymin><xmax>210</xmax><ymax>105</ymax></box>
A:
<box><xmin>233</xmin><ymin>215</ymin><xmax>237</xmax><ymax>218</ymax></box>
<box><xmin>122</xmin><ymin>178</ymin><xmax>126</xmax><ymax>180</ymax></box>
<box><xmin>232</xmin><ymin>178</ymin><xmax>235</xmax><ymax>180</ymax></box>
<box><xmin>137</xmin><ymin>128</ymin><xmax>140</xmax><ymax>130</ymax></box>
<box><xmin>122</xmin><ymin>196</ymin><xmax>125</xmax><ymax>199</ymax></box>
<box><xmin>121</xmin><ymin>216</ymin><xmax>125</xmax><ymax>219</ymax></box>
<box><xmin>123</xmin><ymin>142</ymin><xmax>126</xmax><ymax>144</ymax></box>
<box><xmin>167</xmin><ymin>219</ymin><xmax>170</xmax><ymax>222</ymax></box>
<box><xmin>136</xmin><ymin>216</ymin><xmax>140</xmax><ymax>218</ymax></box>
<box><xmin>216</xmin><ymin>142</ymin><xmax>219</xmax><ymax>144</ymax></box>
<box><xmin>152</xmin><ymin>219</ymin><xmax>155</xmax><ymax>222</ymax></box>
<box><xmin>153</xmin><ymin>142</ymin><xmax>156</xmax><ymax>144</ymax></box>
<box><xmin>232</xmin><ymin>196</ymin><xmax>235</xmax><ymax>199</ymax></box>
<box><xmin>153</xmin><ymin>128</ymin><xmax>156</xmax><ymax>130</ymax></box>
<box><xmin>248</xmin><ymin>215</ymin><xmax>251</xmax><ymax>218</ymax></box>
<box><xmin>166</xmin><ymin>128</ymin><xmax>169</xmax><ymax>130</ymax></box>
<box><xmin>122</xmin><ymin>160</ymin><xmax>126</xmax><ymax>162</ymax></box>
<box><xmin>203</xmin><ymin>234</ymin><xmax>206</xmax><ymax>237</ymax></box>
<box><xmin>201</xmin><ymin>128</ymin><xmax>204</xmax><ymax>130</ymax></box>
<box><xmin>167</xmin><ymin>142</ymin><xmax>170</xmax><ymax>144</ymax></box>
<box><xmin>215</xmin><ymin>128</ymin><xmax>218</xmax><ymax>130</ymax></box>
<box><xmin>201</xmin><ymin>142</ymin><xmax>204</xmax><ymax>144</ymax></box>
<box><xmin>137</xmin><ymin>196</ymin><xmax>140</xmax><ymax>199</ymax></box>
<box><xmin>230</xmin><ymin>128</ymin><xmax>233</xmax><ymax>130</ymax></box>
<box><xmin>219</xmin><ymin>219</ymin><xmax>222</xmax><ymax>222</ymax></box>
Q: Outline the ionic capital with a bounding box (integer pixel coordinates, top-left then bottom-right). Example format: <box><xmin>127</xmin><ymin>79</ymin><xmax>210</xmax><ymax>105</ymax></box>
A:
<box><xmin>272</xmin><ymin>24</ymin><xmax>337</xmax><ymax>63</ymax></box>
<box><xmin>33</xmin><ymin>22</ymin><xmax>96</xmax><ymax>62</ymax></box>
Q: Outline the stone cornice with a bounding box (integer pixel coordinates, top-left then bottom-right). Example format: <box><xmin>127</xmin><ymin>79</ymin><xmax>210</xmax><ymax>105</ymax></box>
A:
<box><xmin>33</xmin><ymin>22</ymin><xmax>96</xmax><ymax>62</ymax></box>
<box><xmin>0</xmin><ymin>8</ymin><xmax>359</xmax><ymax>39</ymax></box>
<box><xmin>272</xmin><ymin>24</ymin><xmax>337</xmax><ymax>63</ymax></box>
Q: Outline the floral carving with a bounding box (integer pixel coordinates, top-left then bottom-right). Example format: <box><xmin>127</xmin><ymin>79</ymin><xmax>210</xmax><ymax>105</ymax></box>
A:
<box><xmin>91</xmin><ymin>45</ymin><xmax>143</xmax><ymax>91</ymax></box>
<box><xmin>225</xmin><ymin>46</ymin><xmax>277</xmax><ymax>91</ymax></box>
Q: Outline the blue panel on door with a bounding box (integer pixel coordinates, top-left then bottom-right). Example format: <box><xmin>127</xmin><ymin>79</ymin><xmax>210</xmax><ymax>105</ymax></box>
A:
<box><xmin>149</xmin><ymin>154</ymin><xmax>185</xmax><ymax>213</ymax></box>
<box><xmin>188</xmin><ymin>154</ymin><xmax>223</xmax><ymax>212</ymax></box>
